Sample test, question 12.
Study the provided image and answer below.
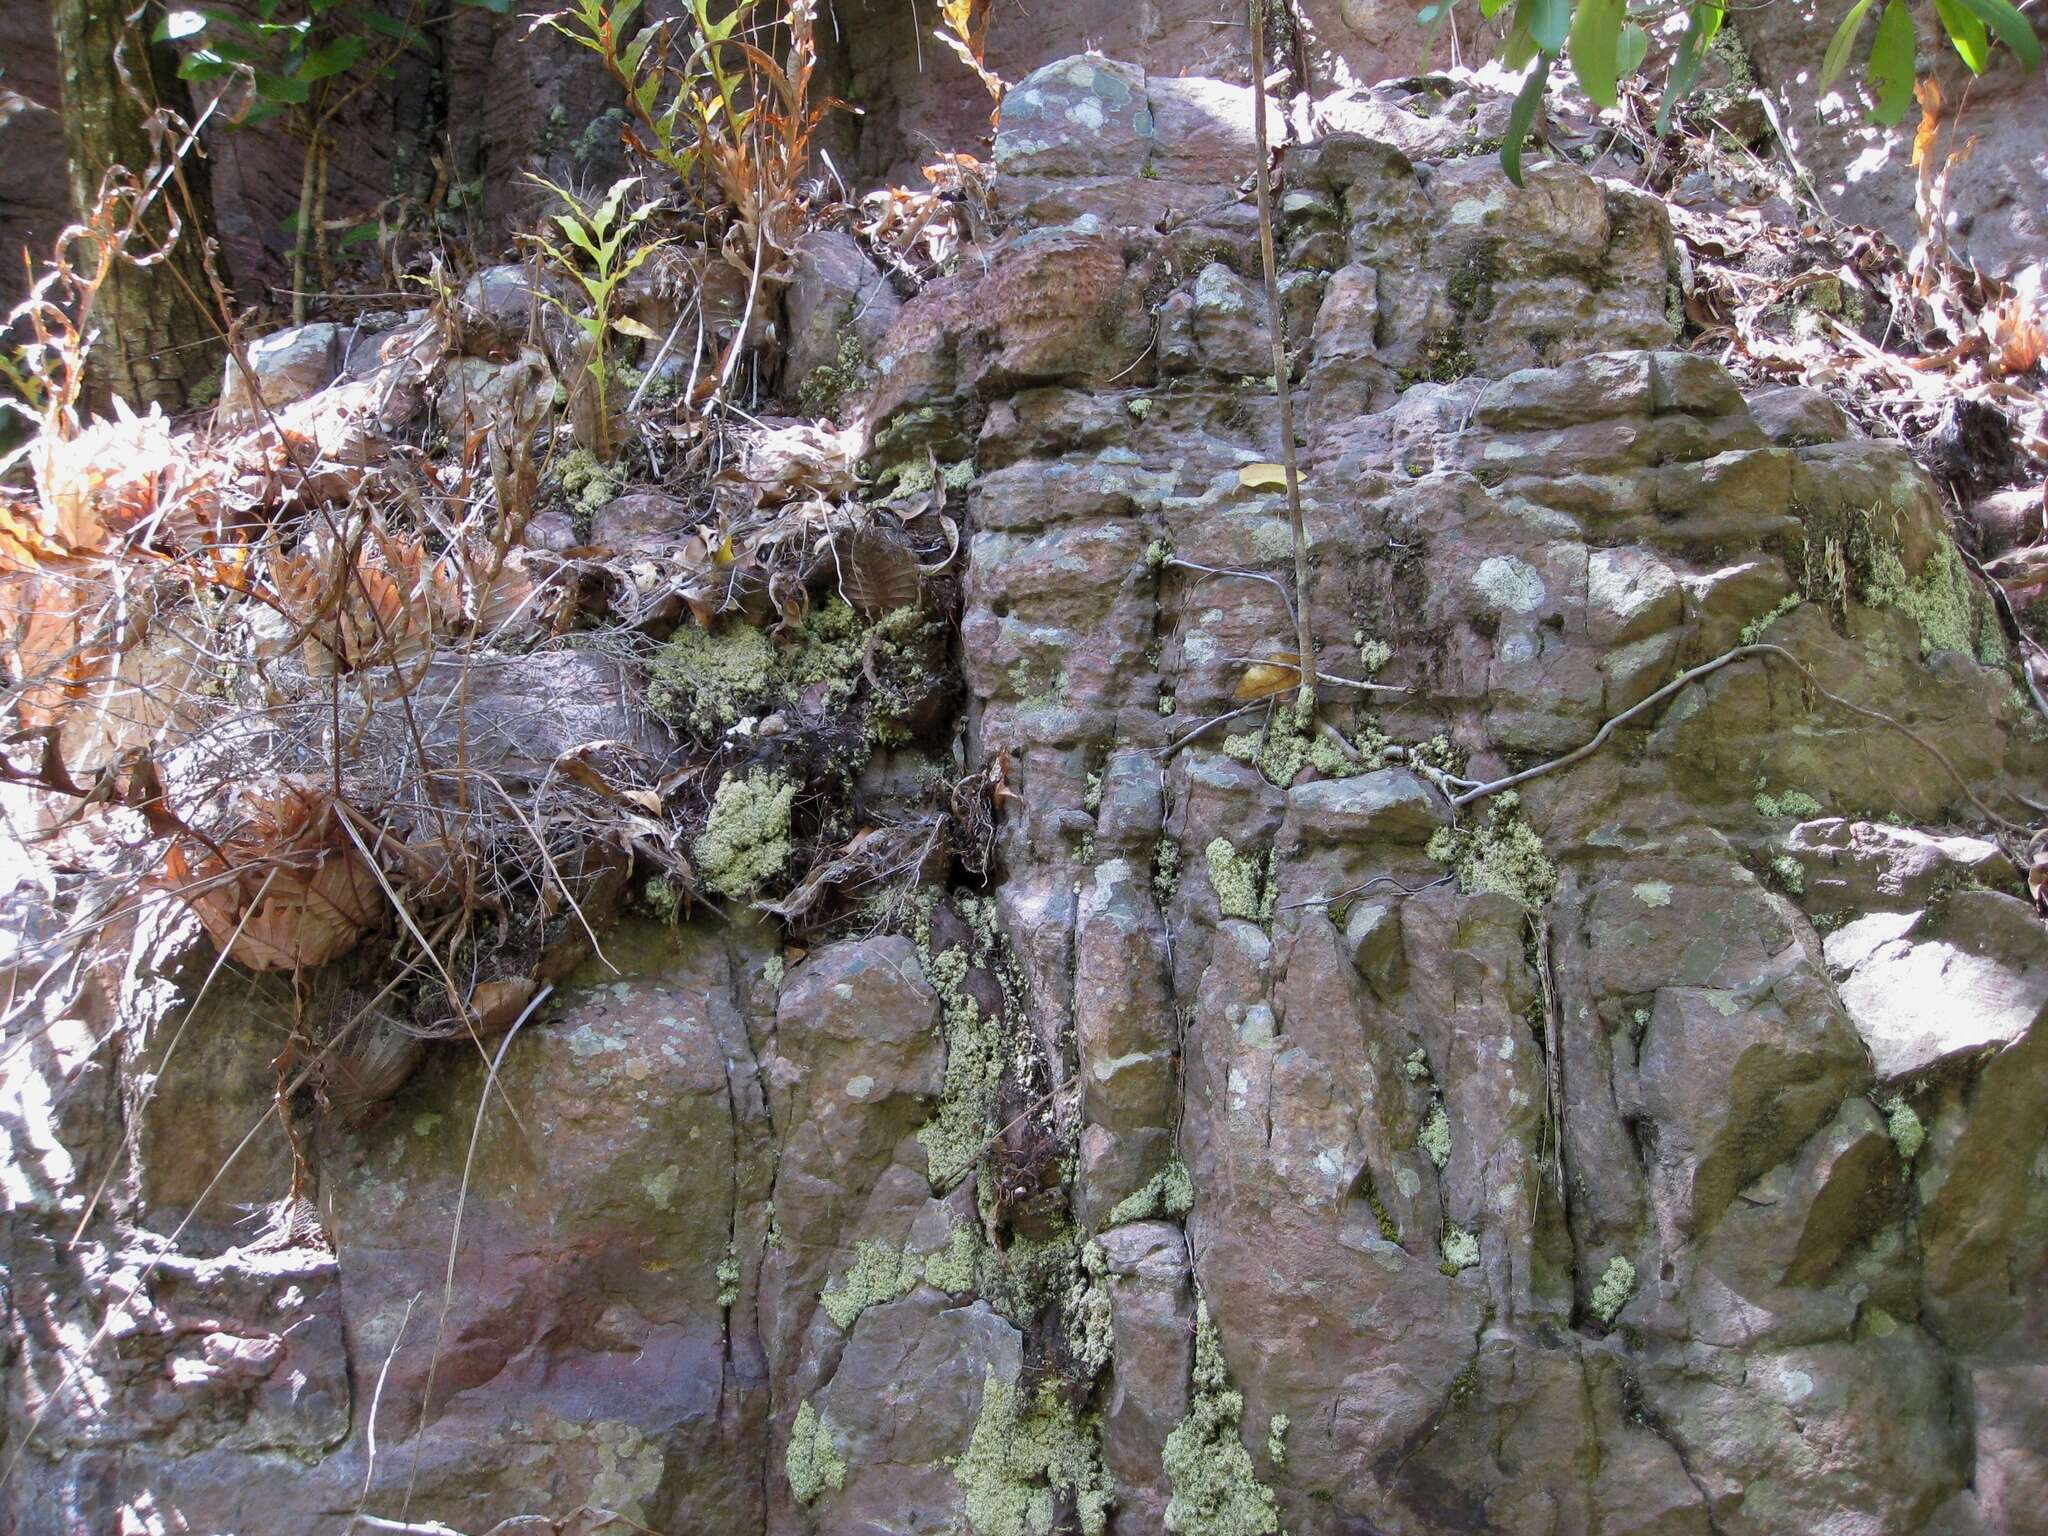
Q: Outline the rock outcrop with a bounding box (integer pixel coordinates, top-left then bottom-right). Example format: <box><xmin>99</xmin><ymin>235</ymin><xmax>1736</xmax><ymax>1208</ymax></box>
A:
<box><xmin>5</xmin><ymin>49</ymin><xmax>2047</xmax><ymax>1536</ymax></box>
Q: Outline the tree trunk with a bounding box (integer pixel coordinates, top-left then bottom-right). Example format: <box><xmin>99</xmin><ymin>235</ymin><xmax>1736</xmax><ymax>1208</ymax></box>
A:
<box><xmin>51</xmin><ymin>0</ymin><xmax>221</xmax><ymax>414</ymax></box>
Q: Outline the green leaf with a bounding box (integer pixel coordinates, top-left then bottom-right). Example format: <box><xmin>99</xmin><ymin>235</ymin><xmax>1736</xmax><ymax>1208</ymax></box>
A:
<box><xmin>1867</xmin><ymin>0</ymin><xmax>1918</xmax><ymax>122</ymax></box>
<box><xmin>1951</xmin><ymin>0</ymin><xmax>2040</xmax><ymax>71</ymax></box>
<box><xmin>1933</xmin><ymin>0</ymin><xmax>1990</xmax><ymax>70</ymax></box>
<box><xmin>1502</xmin><ymin>51</ymin><xmax>1553</xmax><ymax>186</ymax></box>
<box><xmin>339</xmin><ymin>222</ymin><xmax>381</xmax><ymax>249</ymax></box>
<box><xmin>1617</xmin><ymin>20</ymin><xmax>1649</xmax><ymax>76</ymax></box>
<box><xmin>1503</xmin><ymin>15</ymin><xmax>1538</xmax><ymax>70</ymax></box>
<box><xmin>254</xmin><ymin>69</ymin><xmax>311</xmax><ymax>103</ymax></box>
<box><xmin>1569</xmin><ymin>0</ymin><xmax>1626</xmax><ymax>106</ymax></box>
<box><xmin>298</xmin><ymin>34</ymin><xmax>366</xmax><ymax>80</ymax></box>
<box><xmin>1656</xmin><ymin>2</ymin><xmax>1724</xmax><ymax>134</ymax></box>
<box><xmin>1819</xmin><ymin>0</ymin><xmax>1876</xmax><ymax>89</ymax></box>
<box><xmin>1525</xmin><ymin>0</ymin><xmax>1570</xmax><ymax>54</ymax></box>
<box><xmin>1478</xmin><ymin>0</ymin><xmax>1511</xmax><ymax>19</ymax></box>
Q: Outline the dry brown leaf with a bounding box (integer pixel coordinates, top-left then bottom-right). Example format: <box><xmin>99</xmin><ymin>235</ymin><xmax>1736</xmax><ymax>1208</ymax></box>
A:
<box><xmin>1235</xmin><ymin>653</ymin><xmax>1302</xmax><ymax>701</ymax></box>
<box><xmin>470</xmin><ymin>976</ymin><xmax>538</xmax><ymax>1034</ymax></box>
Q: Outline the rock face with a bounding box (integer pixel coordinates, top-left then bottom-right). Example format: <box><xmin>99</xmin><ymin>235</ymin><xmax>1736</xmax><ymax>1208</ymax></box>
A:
<box><xmin>8</xmin><ymin>50</ymin><xmax>2048</xmax><ymax>1536</ymax></box>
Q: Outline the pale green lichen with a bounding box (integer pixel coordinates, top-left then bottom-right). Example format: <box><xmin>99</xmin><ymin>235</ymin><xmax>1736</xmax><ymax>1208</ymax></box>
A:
<box><xmin>1084</xmin><ymin>772</ymin><xmax>1103</xmax><ymax>813</ymax></box>
<box><xmin>1355</xmin><ymin>635</ymin><xmax>1393</xmax><ymax>675</ymax></box>
<box><xmin>1739</xmin><ymin>593</ymin><xmax>1800</xmax><ymax>645</ymax></box>
<box><xmin>1205</xmin><ymin>838</ymin><xmax>1273</xmax><ymax>923</ymax></box>
<box><xmin>1882</xmin><ymin>1095</ymin><xmax>1926</xmax><ymax>1160</ymax></box>
<box><xmin>1402</xmin><ymin>1048</ymin><xmax>1432</xmax><ymax>1083</ymax></box>
<box><xmin>1065</xmin><ymin>1241</ymin><xmax>1113</xmax><ymax>1375</ymax></box>
<box><xmin>1770</xmin><ymin>854</ymin><xmax>1805</xmax><ymax>895</ymax></box>
<box><xmin>1754</xmin><ymin>788</ymin><xmax>1824</xmax><ymax>820</ymax></box>
<box><xmin>1440</xmin><ymin>1225</ymin><xmax>1480</xmax><ymax>1274</ymax></box>
<box><xmin>648</xmin><ymin>623</ymin><xmax>777</xmax><ymax>735</ymax></box>
<box><xmin>1265</xmin><ymin>1414</ymin><xmax>1289</xmax><ymax>1467</ymax></box>
<box><xmin>1418</xmin><ymin>1103</ymin><xmax>1452</xmax><ymax>1169</ymax></box>
<box><xmin>1162</xmin><ymin>1303</ymin><xmax>1280</xmax><ymax>1536</ymax></box>
<box><xmin>1589</xmin><ymin>1255</ymin><xmax>1635</xmax><ymax>1324</ymax></box>
<box><xmin>1127</xmin><ymin>397</ymin><xmax>1153</xmax><ymax>420</ymax></box>
<box><xmin>1107</xmin><ymin>1160</ymin><xmax>1195</xmax><ymax>1226</ymax></box>
<box><xmin>914</xmin><ymin>906</ymin><xmax>1008</xmax><ymax>1192</ymax></box>
<box><xmin>925</xmin><ymin>1224</ymin><xmax>982</xmax><ymax>1294</ymax></box>
<box><xmin>692</xmin><ymin>770</ymin><xmax>795</xmax><ymax>900</ymax></box>
<box><xmin>642</xmin><ymin>876</ymin><xmax>682</xmax><ymax>922</ymax></box>
<box><xmin>763</xmin><ymin>955</ymin><xmax>785</xmax><ymax>990</ymax></box>
<box><xmin>1222</xmin><ymin>715</ymin><xmax>1362</xmax><ymax>786</ymax></box>
<box><xmin>786</xmin><ymin>1400</ymin><xmax>846</xmax><ymax>1505</ymax></box>
<box><xmin>717</xmin><ymin>1245</ymin><xmax>741</xmax><ymax>1309</ymax></box>
<box><xmin>820</xmin><ymin>1240</ymin><xmax>923</xmax><ymax>1331</ymax></box>
<box><xmin>1427</xmin><ymin>792</ymin><xmax>1556</xmax><ymax>909</ymax></box>
<box><xmin>1154</xmin><ymin>838</ymin><xmax>1183</xmax><ymax>903</ymax></box>
<box><xmin>956</xmin><ymin>1371</ymin><xmax>1112</xmax><ymax>1536</ymax></box>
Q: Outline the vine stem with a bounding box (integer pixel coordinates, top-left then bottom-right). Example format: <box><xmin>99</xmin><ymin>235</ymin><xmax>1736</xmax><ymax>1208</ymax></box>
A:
<box><xmin>1246</xmin><ymin>0</ymin><xmax>1315</xmax><ymax>718</ymax></box>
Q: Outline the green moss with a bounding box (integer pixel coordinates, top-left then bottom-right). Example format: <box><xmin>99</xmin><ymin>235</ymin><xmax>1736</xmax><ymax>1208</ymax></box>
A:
<box><xmin>1427</xmin><ymin>793</ymin><xmax>1556</xmax><ymax>909</ymax></box>
<box><xmin>1107</xmin><ymin>1160</ymin><xmax>1195</xmax><ymax>1226</ymax></box>
<box><xmin>956</xmin><ymin>1371</ymin><xmax>1112</xmax><ymax>1536</ymax></box>
<box><xmin>1770</xmin><ymin>854</ymin><xmax>1805</xmax><ymax>895</ymax></box>
<box><xmin>821</xmin><ymin>1240</ymin><xmax>923</xmax><ymax>1331</ymax></box>
<box><xmin>693</xmin><ymin>771</ymin><xmax>795</xmax><ymax>900</ymax></box>
<box><xmin>1739</xmin><ymin>594</ymin><xmax>1800</xmax><ymax>645</ymax></box>
<box><xmin>1884</xmin><ymin>537</ymin><xmax>1994</xmax><ymax>661</ymax></box>
<box><xmin>643</xmin><ymin>876</ymin><xmax>682</xmax><ymax>922</ymax></box>
<box><xmin>1440</xmin><ymin>1224</ymin><xmax>1479</xmax><ymax>1274</ymax></box>
<box><xmin>1161</xmin><ymin>1303</ymin><xmax>1280</xmax><ymax>1536</ymax></box>
<box><xmin>925</xmin><ymin>1224</ymin><xmax>982</xmax><ymax>1294</ymax></box>
<box><xmin>786</xmin><ymin>1400</ymin><xmax>846</xmax><ymax>1505</ymax></box>
<box><xmin>1882</xmin><ymin>1096</ymin><xmax>1925</xmax><ymax>1160</ymax></box>
<box><xmin>1589</xmin><ymin>1255</ymin><xmax>1635</xmax><ymax>1324</ymax></box>
<box><xmin>1418</xmin><ymin>1103</ymin><xmax>1452</xmax><ymax>1169</ymax></box>
<box><xmin>1205</xmin><ymin>838</ymin><xmax>1272</xmax><ymax>923</ymax></box>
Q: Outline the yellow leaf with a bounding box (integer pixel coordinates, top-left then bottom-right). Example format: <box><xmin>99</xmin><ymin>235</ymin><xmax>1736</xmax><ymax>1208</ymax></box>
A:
<box><xmin>1235</xmin><ymin>653</ymin><xmax>1302</xmax><ymax>701</ymax></box>
<box><xmin>1238</xmin><ymin>463</ymin><xmax>1290</xmax><ymax>491</ymax></box>
<box><xmin>611</xmin><ymin>315</ymin><xmax>660</xmax><ymax>340</ymax></box>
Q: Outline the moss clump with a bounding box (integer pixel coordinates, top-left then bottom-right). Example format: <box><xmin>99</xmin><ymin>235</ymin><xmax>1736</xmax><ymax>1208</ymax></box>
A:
<box><xmin>821</xmin><ymin>1240</ymin><xmax>923</xmax><ymax>1331</ymax></box>
<box><xmin>1440</xmin><ymin>1225</ymin><xmax>1480</xmax><ymax>1274</ymax></box>
<box><xmin>956</xmin><ymin>1370</ymin><xmax>1112</xmax><ymax>1536</ymax></box>
<box><xmin>1427</xmin><ymin>792</ymin><xmax>1556</xmax><ymax>909</ymax></box>
<box><xmin>1222</xmin><ymin>713</ymin><xmax>1363</xmax><ymax>786</ymax></box>
<box><xmin>925</xmin><ymin>1224</ymin><xmax>982</xmax><ymax>1295</ymax></box>
<box><xmin>1754</xmin><ymin>788</ymin><xmax>1824</xmax><ymax>820</ymax></box>
<box><xmin>763</xmin><ymin>954</ymin><xmax>785</xmax><ymax>990</ymax></box>
<box><xmin>1882</xmin><ymin>1095</ymin><xmax>1926</xmax><ymax>1160</ymax></box>
<box><xmin>643</xmin><ymin>876</ymin><xmax>682</xmax><ymax>922</ymax></box>
<box><xmin>1356</xmin><ymin>636</ymin><xmax>1393</xmax><ymax>675</ymax></box>
<box><xmin>1739</xmin><ymin>593</ymin><xmax>1800</xmax><ymax>645</ymax></box>
<box><xmin>1770</xmin><ymin>854</ymin><xmax>1805</xmax><ymax>895</ymax></box>
<box><xmin>648</xmin><ymin>623</ymin><xmax>777</xmax><ymax>736</ymax></box>
<box><xmin>558</xmin><ymin>447</ymin><xmax>622</xmax><ymax>527</ymax></box>
<box><xmin>1880</xmin><ymin>537</ymin><xmax>2000</xmax><ymax>661</ymax></box>
<box><xmin>1107</xmin><ymin>1160</ymin><xmax>1195</xmax><ymax>1226</ymax></box>
<box><xmin>1161</xmin><ymin>1303</ymin><xmax>1280</xmax><ymax>1536</ymax></box>
<box><xmin>1205</xmin><ymin>838</ymin><xmax>1273</xmax><ymax>923</ymax></box>
<box><xmin>693</xmin><ymin>771</ymin><xmax>795</xmax><ymax>900</ymax></box>
<box><xmin>786</xmin><ymin>1400</ymin><xmax>846</xmax><ymax>1505</ymax></box>
<box><xmin>717</xmin><ymin>1245</ymin><xmax>741</xmax><ymax>1309</ymax></box>
<box><xmin>1265</xmin><ymin>1414</ymin><xmax>1289</xmax><ymax>1467</ymax></box>
<box><xmin>1418</xmin><ymin>1103</ymin><xmax>1452</xmax><ymax>1169</ymax></box>
<box><xmin>1065</xmin><ymin>1241</ymin><xmax>1114</xmax><ymax>1375</ymax></box>
<box><xmin>1589</xmin><ymin>1255</ymin><xmax>1635</xmax><ymax>1324</ymax></box>
<box><xmin>1402</xmin><ymin>1048</ymin><xmax>1432</xmax><ymax>1083</ymax></box>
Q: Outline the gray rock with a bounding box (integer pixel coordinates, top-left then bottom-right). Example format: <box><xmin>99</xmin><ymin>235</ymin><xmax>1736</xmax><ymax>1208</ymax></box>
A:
<box><xmin>782</xmin><ymin>229</ymin><xmax>900</xmax><ymax>415</ymax></box>
<box><xmin>218</xmin><ymin>322</ymin><xmax>342</xmax><ymax>421</ymax></box>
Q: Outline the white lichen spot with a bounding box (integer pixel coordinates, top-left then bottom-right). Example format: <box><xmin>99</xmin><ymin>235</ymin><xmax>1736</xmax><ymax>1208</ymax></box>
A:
<box><xmin>642</xmin><ymin>1164</ymin><xmax>682</xmax><ymax>1210</ymax></box>
<box><xmin>845</xmin><ymin>1074</ymin><xmax>876</xmax><ymax>1100</ymax></box>
<box><xmin>1633</xmin><ymin>881</ymin><xmax>1674</xmax><ymax>908</ymax></box>
<box><xmin>1472</xmin><ymin>555</ymin><xmax>1546</xmax><ymax>614</ymax></box>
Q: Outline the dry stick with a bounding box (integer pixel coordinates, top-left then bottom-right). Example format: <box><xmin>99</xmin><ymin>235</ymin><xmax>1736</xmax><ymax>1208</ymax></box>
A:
<box><xmin>403</xmin><ymin>984</ymin><xmax>553</xmax><ymax>1522</ymax></box>
<box><xmin>1246</xmin><ymin>0</ymin><xmax>1314</xmax><ymax>716</ymax></box>
<box><xmin>350</xmin><ymin>1291</ymin><xmax>423</xmax><ymax>1533</ymax></box>
<box><xmin>1451</xmin><ymin>642</ymin><xmax>2028</xmax><ymax>832</ymax></box>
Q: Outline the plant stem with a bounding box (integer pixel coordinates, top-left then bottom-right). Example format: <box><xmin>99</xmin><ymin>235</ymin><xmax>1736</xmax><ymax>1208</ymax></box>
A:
<box><xmin>1246</xmin><ymin>0</ymin><xmax>1314</xmax><ymax>717</ymax></box>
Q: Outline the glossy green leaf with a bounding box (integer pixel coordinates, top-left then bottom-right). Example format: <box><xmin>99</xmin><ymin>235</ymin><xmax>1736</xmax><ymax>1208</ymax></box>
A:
<box><xmin>1656</xmin><ymin>2</ymin><xmax>1723</xmax><ymax>134</ymax></box>
<box><xmin>254</xmin><ymin>69</ymin><xmax>311</xmax><ymax>103</ymax></box>
<box><xmin>1951</xmin><ymin>0</ymin><xmax>2040</xmax><ymax>72</ymax></box>
<box><xmin>1819</xmin><ymin>0</ymin><xmax>1876</xmax><ymax>89</ymax></box>
<box><xmin>1479</xmin><ymin>0</ymin><xmax>1511</xmax><ymax>21</ymax></box>
<box><xmin>1617</xmin><ymin>20</ymin><xmax>1649</xmax><ymax>77</ymax></box>
<box><xmin>1502</xmin><ymin>51</ymin><xmax>1553</xmax><ymax>186</ymax></box>
<box><xmin>1867</xmin><ymin>0</ymin><xmax>1917</xmax><ymax>122</ymax></box>
<box><xmin>298</xmin><ymin>34</ymin><xmax>366</xmax><ymax>80</ymax></box>
<box><xmin>1526</xmin><ymin>0</ymin><xmax>1570</xmax><ymax>54</ymax></box>
<box><xmin>1933</xmin><ymin>0</ymin><xmax>1990</xmax><ymax>70</ymax></box>
<box><xmin>1503</xmin><ymin>14</ymin><xmax>1538</xmax><ymax>70</ymax></box>
<box><xmin>1569</xmin><ymin>0</ymin><xmax>1626</xmax><ymax>107</ymax></box>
